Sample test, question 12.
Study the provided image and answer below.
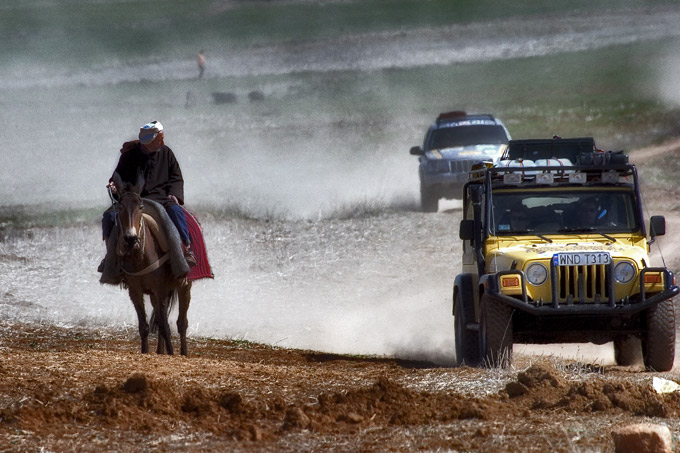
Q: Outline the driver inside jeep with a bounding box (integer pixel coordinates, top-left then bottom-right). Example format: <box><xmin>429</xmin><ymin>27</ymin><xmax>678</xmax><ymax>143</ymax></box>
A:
<box><xmin>509</xmin><ymin>204</ymin><xmax>531</xmax><ymax>231</ymax></box>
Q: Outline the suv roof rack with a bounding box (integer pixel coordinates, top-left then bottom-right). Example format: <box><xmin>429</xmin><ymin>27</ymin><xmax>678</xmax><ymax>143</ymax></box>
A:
<box><xmin>435</xmin><ymin>111</ymin><xmax>496</xmax><ymax>125</ymax></box>
<box><xmin>436</xmin><ymin>111</ymin><xmax>467</xmax><ymax>123</ymax></box>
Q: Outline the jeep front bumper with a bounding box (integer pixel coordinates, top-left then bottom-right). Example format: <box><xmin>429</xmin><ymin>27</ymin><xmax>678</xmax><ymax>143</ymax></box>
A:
<box><xmin>482</xmin><ymin>267</ymin><xmax>679</xmax><ymax>316</ymax></box>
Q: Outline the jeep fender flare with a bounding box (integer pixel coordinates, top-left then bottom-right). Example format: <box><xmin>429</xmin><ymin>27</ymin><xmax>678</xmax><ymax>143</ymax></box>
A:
<box><xmin>478</xmin><ymin>273</ymin><xmax>499</xmax><ymax>294</ymax></box>
<box><xmin>453</xmin><ymin>273</ymin><xmax>477</xmax><ymax>325</ymax></box>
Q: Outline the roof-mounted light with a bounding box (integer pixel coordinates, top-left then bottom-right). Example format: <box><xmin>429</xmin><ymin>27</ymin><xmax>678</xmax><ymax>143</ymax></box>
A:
<box><xmin>568</xmin><ymin>172</ymin><xmax>587</xmax><ymax>184</ymax></box>
<box><xmin>471</xmin><ymin>160</ymin><xmax>494</xmax><ymax>171</ymax></box>
<box><xmin>535</xmin><ymin>173</ymin><xmax>554</xmax><ymax>184</ymax></box>
<box><xmin>601</xmin><ymin>170</ymin><xmax>619</xmax><ymax>184</ymax></box>
<box><xmin>503</xmin><ymin>173</ymin><xmax>523</xmax><ymax>185</ymax></box>
<box><xmin>469</xmin><ymin>160</ymin><xmax>494</xmax><ymax>180</ymax></box>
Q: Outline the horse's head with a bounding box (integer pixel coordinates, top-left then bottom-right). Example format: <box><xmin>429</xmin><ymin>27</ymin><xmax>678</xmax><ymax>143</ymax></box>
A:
<box><xmin>112</xmin><ymin>172</ymin><xmax>145</xmax><ymax>256</ymax></box>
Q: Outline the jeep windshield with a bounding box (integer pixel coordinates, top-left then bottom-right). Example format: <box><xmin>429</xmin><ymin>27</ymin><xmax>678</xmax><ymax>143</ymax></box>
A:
<box><xmin>491</xmin><ymin>189</ymin><xmax>640</xmax><ymax>235</ymax></box>
<box><xmin>430</xmin><ymin>125</ymin><xmax>508</xmax><ymax>149</ymax></box>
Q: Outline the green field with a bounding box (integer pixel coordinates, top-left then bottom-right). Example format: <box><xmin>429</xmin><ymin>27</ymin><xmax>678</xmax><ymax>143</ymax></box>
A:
<box><xmin>3</xmin><ymin>0</ymin><xmax>678</xmax><ymax>62</ymax></box>
<box><xmin>3</xmin><ymin>1</ymin><xmax>679</xmax><ymax>142</ymax></box>
<box><xmin>2</xmin><ymin>0</ymin><xmax>680</xmax><ymax>211</ymax></box>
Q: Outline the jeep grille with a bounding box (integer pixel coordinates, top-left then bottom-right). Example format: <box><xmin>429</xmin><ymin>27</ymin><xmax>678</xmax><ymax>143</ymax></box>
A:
<box><xmin>554</xmin><ymin>264</ymin><xmax>611</xmax><ymax>303</ymax></box>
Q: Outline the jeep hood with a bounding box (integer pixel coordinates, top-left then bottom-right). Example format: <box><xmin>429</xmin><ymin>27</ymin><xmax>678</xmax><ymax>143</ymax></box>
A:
<box><xmin>426</xmin><ymin>144</ymin><xmax>506</xmax><ymax>160</ymax></box>
<box><xmin>487</xmin><ymin>241</ymin><xmax>648</xmax><ymax>272</ymax></box>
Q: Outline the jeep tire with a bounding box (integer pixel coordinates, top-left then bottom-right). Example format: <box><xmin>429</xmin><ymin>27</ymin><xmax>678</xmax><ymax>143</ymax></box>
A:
<box><xmin>642</xmin><ymin>299</ymin><xmax>676</xmax><ymax>372</ymax></box>
<box><xmin>454</xmin><ymin>292</ymin><xmax>480</xmax><ymax>366</ymax></box>
<box><xmin>480</xmin><ymin>295</ymin><xmax>513</xmax><ymax>368</ymax></box>
<box><xmin>613</xmin><ymin>336</ymin><xmax>642</xmax><ymax>367</ymax></box>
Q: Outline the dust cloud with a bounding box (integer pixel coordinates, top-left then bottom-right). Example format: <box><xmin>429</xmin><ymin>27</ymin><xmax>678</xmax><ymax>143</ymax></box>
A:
<box><xmin>3</xmin><ymin>4</ymin><xmax>680</xmax><ymax>363</ymax></box>
<box><xmin>656</xmin><ymin>46</ymin><xmax>680</xmax><ymax>108</ymax></box>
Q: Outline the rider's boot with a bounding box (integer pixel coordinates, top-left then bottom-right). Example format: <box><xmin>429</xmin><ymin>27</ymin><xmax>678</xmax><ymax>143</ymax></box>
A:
<box><xmin>99</xmin><ymin>236</ymin><xmax>124</xmax><ymax>285</ymax></box>
<box><xmin>183</xmin><ymin>242</ymin><xmax>197</xmax><ymax>267</ymax></box>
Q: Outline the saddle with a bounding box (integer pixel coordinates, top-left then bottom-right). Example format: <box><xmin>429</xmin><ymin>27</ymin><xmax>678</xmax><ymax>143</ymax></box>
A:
<box><xmin>146</xmin><ymin>203</ymin><xmax>217</xmax><ymax>281</ymax></box>
<box><xmin>100</xmin><ymin>199</ymin><xmax>191</xmax><ymax>285</ymax></box>
<box><xmin>142</xmin><ymin>213</ymin><xmax>169</xmax><ymax>252</ymax></box>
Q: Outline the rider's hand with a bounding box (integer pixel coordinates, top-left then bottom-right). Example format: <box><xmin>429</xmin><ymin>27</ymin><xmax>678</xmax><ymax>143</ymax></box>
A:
<box><xmin>107</xmin><ymin>182</ymin><xmax>117</xmax><ymax>194</ymax></box>
<box><xmin>168</xmin><ymin>195</ymin><xmax>179</xmax><ymax>205</ymax></box>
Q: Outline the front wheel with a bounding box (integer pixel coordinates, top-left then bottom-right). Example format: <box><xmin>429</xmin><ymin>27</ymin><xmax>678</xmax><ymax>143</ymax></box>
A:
<box><xmin>480</xmin><ymin>295</ymin><xmax>513</xmax><ymax>368</ymax></box>
<box><xmin>420</xmin><ymin>185</ymin><xmax>439</xmax><ymax>213</ymax></box>
<box><xmin>613</xmin><ymin>336</ymin><xmax>642</xmax><ymax>367</ymax></box>
<box><xmin>642</xmin><ymin>299</ymin><xmax>676</xmax><ymax>372</ymax></box>
<box><xmin>454</xmin><ymin>293</ymin><xmax>480</xmax><ymax>366</ymax></box>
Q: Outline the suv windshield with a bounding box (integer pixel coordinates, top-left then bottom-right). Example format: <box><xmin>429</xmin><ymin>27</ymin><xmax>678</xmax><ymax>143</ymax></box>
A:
<box><xmin>491</xmin><ymin>190</ymin><xmax>639</xmax><ymax>235</ymax></box>
<box><xmin>430</xmin><ymin>125</ymin><xmax>508</xmax><ymax>149</ymax></box>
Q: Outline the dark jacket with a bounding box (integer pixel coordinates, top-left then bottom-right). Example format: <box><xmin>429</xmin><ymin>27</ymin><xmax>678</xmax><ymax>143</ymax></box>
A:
<box><xmin>112</xmin><ymin>141</ymin><xmax>185</xmax><ymax>206</ymax></box>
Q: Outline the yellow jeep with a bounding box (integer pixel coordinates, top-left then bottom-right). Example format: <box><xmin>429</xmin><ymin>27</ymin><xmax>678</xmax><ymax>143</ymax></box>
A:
<box><xmin>453</xmin><ymin>138</ymin><xmax>678</xmax><ymax>370</ymax></box>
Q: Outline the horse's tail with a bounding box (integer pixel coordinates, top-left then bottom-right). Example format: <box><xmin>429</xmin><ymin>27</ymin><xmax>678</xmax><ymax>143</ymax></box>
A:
<box><xmin>149</xmin><ymin>289</ymin><xmax>179</xmax><ymax>334</ymax></box>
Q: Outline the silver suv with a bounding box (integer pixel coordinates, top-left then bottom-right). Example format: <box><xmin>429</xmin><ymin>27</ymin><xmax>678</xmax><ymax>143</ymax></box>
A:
<box><xmin>410</xmin><ymin>111</ymin><xmax>511</xmax><ymax>212</ymax></box>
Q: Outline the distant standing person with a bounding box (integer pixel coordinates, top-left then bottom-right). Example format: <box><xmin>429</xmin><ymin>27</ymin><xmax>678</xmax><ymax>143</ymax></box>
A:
<box><xmin>197</xmin><ymin>50</ymin><xmax>206</xmax><ymax>79</ymax></box>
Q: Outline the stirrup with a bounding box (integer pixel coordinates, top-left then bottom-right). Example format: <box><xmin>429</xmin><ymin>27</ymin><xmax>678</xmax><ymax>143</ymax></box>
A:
<box><xmin>183</xmin><ymin>245</ymin><xmax>197</xmax><ymax>267</ymax></box>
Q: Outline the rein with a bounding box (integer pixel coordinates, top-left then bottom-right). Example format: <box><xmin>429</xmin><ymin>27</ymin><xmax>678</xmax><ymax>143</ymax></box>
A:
<box><xmin>123</xmin><ymin>253</ymin><xmax>170</xmax><ymax>276</ymax></box>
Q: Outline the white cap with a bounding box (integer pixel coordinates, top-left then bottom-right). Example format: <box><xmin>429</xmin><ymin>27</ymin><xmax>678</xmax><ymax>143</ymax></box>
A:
<box><xmin>138</xmin><ymin>121</ymin><xmax>164</xmax><ymax>144</ymax></box>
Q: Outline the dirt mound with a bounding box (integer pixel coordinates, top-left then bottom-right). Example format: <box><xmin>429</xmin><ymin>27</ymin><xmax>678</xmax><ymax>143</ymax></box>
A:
<box><xmin>502</xmin><ymin>364</ymin><xmax>677</xmax><ymax>418</ymax></box>
<box><xmin>312</xmin><ymin>375</ymin><xmax>495</xmax><ymax>427</ymax></box>
<box><xmin>84</xmin><ymin>372</ymin><xmax>289</xmax><ymax>441</ymax></box>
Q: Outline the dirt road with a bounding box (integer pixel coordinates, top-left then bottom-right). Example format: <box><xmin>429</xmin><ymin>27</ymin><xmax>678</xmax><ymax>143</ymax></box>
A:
<box><xmin>2</xmin><ymin>321</ymin><xmax>680</xmax><ymax>452</ymax></box>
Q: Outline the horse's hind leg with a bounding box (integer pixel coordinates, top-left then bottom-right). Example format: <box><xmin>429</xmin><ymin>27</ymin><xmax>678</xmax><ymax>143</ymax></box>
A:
<box><xmin>129</xmin><ymin>288</ymin><xmax>150</xmax><ymax>354</ymax></box>
<box><xmin>151</xmin><ymin>293</ymin><xmax>174</xmax><ymax>355</ymax></box>
<box><xmin>177</xmin><ymin>282</ymin><xmax>192</xmax><ymax>356</ymax></box>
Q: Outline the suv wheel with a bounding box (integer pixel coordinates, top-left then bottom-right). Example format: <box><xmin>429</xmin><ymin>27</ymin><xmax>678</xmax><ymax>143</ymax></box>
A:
<box><xmin>454</xmin><ymin>292</ymin><xmax>480</xmax><ymax>366</ymax></box>
<box><xmin>420</xmin><ymin>185</ymin><xmax>439</xmax><ymax>213</ymax></box>
<box><xmin>642</xmin><ymin>299</ymin><xmax>676</xmax><ymax>372</ymax></box>
<box><xmin>480</xmin><ymin>295</ymin><xmax>513</xmax><ymax>368</ymax></box>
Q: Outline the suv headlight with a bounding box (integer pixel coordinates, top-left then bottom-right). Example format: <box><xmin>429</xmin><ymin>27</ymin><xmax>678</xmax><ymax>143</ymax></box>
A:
<box><xmin>526</xmin><ymin>263</ymin><xmax>548</xmax><ymax>286</ymax></box>
<box><xmin>614</xmin><ymin>262</ymin><xmax>636</xmax><ymax>283</ymax></box>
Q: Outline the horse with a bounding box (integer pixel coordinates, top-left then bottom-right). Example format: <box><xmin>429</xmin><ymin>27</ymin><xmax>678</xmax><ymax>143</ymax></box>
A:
<box><xmin>112</xmin><ymin>174</ymin><xmax>192</xmax><ymax>356</ymax></box>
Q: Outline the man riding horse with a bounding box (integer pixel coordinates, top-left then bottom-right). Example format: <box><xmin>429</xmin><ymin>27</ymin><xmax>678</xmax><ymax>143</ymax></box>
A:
<box><xmin>99</xmin><ymin>121</ymin><xmax>196</xmax><ymax>282</ymax></box>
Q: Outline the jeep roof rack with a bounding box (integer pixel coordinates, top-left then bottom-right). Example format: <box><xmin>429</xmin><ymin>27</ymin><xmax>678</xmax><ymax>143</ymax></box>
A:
<box><xmin>474</xmin><ymin>163</ymin><xmax>637</xmax><ymax>188</ymax></box>
<box><xmin>503</xmin><ymin>137</ymin><xmax>597</xmax><ymax>161</ymax></box>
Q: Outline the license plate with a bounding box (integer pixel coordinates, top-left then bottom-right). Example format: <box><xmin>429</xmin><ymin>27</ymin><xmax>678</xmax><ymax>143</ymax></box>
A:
<box><xmin>553</xmin><ymin>252</ymin><xmax>611</xmax><ymax>266</ymax></box>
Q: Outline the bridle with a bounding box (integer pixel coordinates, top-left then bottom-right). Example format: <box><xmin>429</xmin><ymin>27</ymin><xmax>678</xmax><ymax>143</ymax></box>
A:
<box><xmin>116</xmin><ymin>193</ymin><xmax>169</xmax><ymax>276</ymax></box>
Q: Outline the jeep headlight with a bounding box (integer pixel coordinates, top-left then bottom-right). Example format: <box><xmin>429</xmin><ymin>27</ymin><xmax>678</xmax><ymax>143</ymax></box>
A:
<box><xmin>614</xmin><ymin>261</ymin><xmax>636</xmax><ymax>283</ymax></box>
<box><xmin>526</xmin><ymin>263</ymin><xmax>548</xmax><ymax>286</ymax></box>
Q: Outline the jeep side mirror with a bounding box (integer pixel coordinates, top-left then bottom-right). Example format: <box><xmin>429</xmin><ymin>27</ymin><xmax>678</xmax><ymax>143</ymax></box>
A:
<box><xmin>409</xmin><ymin>146</ymin><xmax>424</xmax><ymax>156</ymax></box>
<box><xmin>650</xmin><ymin>215</ymin><xmax>666</xmax><ymax>237</ymax></box>
<box><xmin>460</xmin><ymin>219</ymin><xmax>475</xmax><ymax>240</ymax></box>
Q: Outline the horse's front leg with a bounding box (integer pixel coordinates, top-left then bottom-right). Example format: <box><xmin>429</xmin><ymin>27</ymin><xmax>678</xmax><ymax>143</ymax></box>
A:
<box><xmin>177</xmin><ymin>282</ymin><xmax>192</xmax><ymax>356</ymax></box>
<box><xmin>129</xmin><ymin>287</ymin><xmax>149</xmax><ymax>354</ymax></box>
<box><xmin>151</xmin><ymin>293</ymin><xmax>174</xmax><ymax>355</ymax></box>
<box><xmin>154</xmin><ymin>311</ymin><xmax>166</xmax><ymax>355</ymax></box>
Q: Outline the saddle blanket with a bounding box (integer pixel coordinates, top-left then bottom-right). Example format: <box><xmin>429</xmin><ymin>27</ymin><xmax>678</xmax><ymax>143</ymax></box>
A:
<box><xmin>184</xmin><ymin>207</ymin><xmax>214</xmax><ymax>281</ymax></box>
